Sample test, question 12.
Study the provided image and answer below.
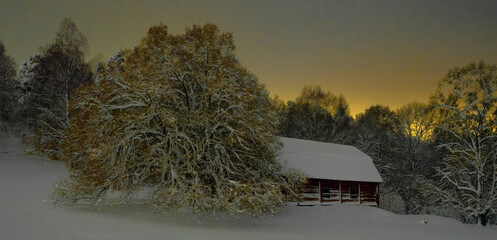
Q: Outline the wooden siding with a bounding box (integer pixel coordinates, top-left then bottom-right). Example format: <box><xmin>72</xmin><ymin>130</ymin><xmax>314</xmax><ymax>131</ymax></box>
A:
<box><xmin>299</xmin><ymin>178</ymin><xmax>379</xmax><ymax>206</ymax></box>
<box><xmin>319</xmin><ymin>180</ymin><xmax>340</xmax><ymax>202</ymax></box>
<box><xmin>301</xmin><ymin>178</ymin><xmax>320</xmax><ymax>201</ymax></box>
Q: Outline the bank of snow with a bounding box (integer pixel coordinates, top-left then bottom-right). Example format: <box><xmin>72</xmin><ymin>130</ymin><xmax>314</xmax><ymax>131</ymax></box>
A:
<box><xmin>1</xmin><ymin>136</ymin><xmax>495</xmax><ymax>240</ymax></box>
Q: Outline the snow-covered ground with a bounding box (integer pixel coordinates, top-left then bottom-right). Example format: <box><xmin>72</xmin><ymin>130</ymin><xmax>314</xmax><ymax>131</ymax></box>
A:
<box><xmin>1</xmin><ymin>136</ymin><xmax>496</xmax><ymax>240</ymax></box>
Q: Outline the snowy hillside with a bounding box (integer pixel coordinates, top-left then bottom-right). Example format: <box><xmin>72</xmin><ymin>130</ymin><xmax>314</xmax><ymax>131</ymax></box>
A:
<box><xmin>1</xmin><ymin>136</ymin><xmax>496</xmax><ymax>240</ymax></box>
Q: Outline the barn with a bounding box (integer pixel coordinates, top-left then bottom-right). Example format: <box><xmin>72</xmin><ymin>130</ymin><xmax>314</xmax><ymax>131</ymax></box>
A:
<box><xmin>279</xmin><ymin>137</ymin><xmax>382</xmax><ymax>206</ymax></box>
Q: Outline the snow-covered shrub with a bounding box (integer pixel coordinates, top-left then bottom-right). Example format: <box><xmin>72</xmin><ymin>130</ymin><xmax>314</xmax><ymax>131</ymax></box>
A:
<box><xmin>52</xmin><ymin>23</ymin><xmax>306</xmax><ymax>217</ymax></box>
<box><xmin>380</xmin><ymin>188</ymin><xmax>405</xmax><ymax>214</ymax></box>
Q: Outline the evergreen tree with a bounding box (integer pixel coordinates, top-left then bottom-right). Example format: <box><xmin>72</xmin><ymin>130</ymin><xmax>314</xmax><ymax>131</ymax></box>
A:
<box><xmin>15</xmin><ymin>56</ymin><xmax>38</xmax><ymax>126</ymax></box>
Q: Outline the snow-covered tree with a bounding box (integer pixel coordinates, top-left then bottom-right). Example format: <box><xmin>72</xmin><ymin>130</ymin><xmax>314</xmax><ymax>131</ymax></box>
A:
<box><xmin>271</xmin><ymin>95</ymin><xmax>287</xmax><ymax>130</ymax></box>
<box><xmin>379</xmin><ymin>188</ymin><xmax>405</xmax><ymax>214</ymax></box>
<box><xmin>297</xmin><ymin>86</ymin><xmax>353</xmax><ymax>143</ymax></box>
<box><xmin>14</xmin><ymin>56</ymin><xmax>39</xmax><ymax>126</ymax></box>
<box><xmin>17</xmin><ymin>57</ymin><xmax>37</xmax><ymax>100</ymax></box>
<box><xmin>354</xmin><ymin>105</ymin><xmax>397</xmax><ymax>179</ymax></box>
<box><xmin>393</xmin><ymin>102</ymin><xmax>436</xmax><ymax>213</ymax></box>
<box><xmin>279</xmin><ymin>86</ymin><xmax>353</xmax><ymax>144</ymax></box>
<box><xmin>433</xmin><ymin>61</ymin><xmax>497</xmax><ymax>226</ymax></box>
<box><xmin>395</xmin><ymin>102</ymin><xmax>434</xmax><ymax>169</ymax></box>
<box><xmin>0</xmin><ymin>41</ymin><xmax>17</xmax><ymax>131</ymax></box>
<box><xmin>279</xmin><ymin>101</ymin><xmax>335</xmax><ymax>142</ymax></box>
<box><xmin>54</xmin><ymin>23</ymin><xmax>306</xmax><ymax>216</ymax></box>
<box><xmin>26</xmin><ymin>18</ymin><xmax>92</xmax><ymax>159</ymax></box>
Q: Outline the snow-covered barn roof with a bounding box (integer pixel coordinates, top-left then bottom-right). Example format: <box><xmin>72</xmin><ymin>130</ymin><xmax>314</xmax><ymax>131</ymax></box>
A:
<box><xmin>278</xmin><ymin>137</ymin><xmax>382</xmax><ymax>183</ymax></box>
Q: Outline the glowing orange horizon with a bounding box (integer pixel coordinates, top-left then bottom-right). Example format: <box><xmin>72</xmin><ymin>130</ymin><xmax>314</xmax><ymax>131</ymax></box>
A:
<box><xmin>1</xmin><ymin>1</ymin><xmax>496</xmax><ymax>117</ymax></box>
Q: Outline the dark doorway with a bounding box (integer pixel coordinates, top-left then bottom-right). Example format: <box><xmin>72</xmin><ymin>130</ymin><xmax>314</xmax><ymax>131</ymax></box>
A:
<box><xmin>321</xmin><ymin>186</ymin><xmax>330</xmax><ymax>198</ymax></box>
<box><xmin>350</xmin><ymin>186</ymin><xmax>358</xmax><ymax>198</ymax></box>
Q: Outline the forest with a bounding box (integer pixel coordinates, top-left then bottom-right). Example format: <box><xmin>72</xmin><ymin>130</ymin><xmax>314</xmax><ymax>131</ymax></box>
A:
<box><xmin>1</xmin><ymin>18</ymin><xmax>496</xmax><ymax>226</ymax></box>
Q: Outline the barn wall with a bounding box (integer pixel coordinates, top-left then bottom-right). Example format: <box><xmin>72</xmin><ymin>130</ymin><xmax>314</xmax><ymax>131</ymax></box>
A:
<box><xmin>319</xmin><ymin>180</ymin><xmax>340</xmax><ymax>202</ymax></box>
<box><xmin>301</xmin><ymin>178</ymin><xmax>320</xmax><ymax>201</ymax></box>
<box><xmin>359</xmin><ymin>182</ymin><xmax>379</xmax><ymax>204</ymax></box>
<box><xmin>299</xmin><ymin>178</ymin><xmax>379</xmax><ymax>206</ymax></box>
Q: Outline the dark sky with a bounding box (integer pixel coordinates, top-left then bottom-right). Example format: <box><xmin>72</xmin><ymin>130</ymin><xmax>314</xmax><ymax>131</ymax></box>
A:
<box><xmin>1</xmin><ymin>0</ymin><xmax>497</xmax><ymax>116</ymax></box>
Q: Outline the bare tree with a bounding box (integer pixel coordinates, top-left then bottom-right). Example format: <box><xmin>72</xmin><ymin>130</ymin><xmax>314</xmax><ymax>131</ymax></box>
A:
<box><xmin>279</xmin><ymin>86</ymin><xmax>353</xmax><ymax>144</ymax></box>
<box><xmin>433</xmin><ymin>61</ymin><xmax>497</xmax><ymax>226</ymax></box>
<box><xmin>391</xmin><ymin>102</ymin><xmax>437</xmax><ymax>213</ymax></box>
<box><xmin>279</xmin><ymin>101</ymin><xmax>334</xmax><ymax>142</ymax></box>
<box><xmin>26</xmin><ymin>18</ymin><xmax>92</xmax><ymax>159</ymax></box>
<box><xmin>395</xmin><ymin>102</ymin><xmax>434</xmax><ymax>172</ymax></box>
<box><xmin>354</xmin><ymin>105</ymin><xmax>397</xmax><ymax>176</ymax></box>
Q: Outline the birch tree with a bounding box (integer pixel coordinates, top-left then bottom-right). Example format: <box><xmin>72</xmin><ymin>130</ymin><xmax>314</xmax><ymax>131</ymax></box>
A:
<box><xmin>26</xmin><ymin>18</ymin><xmax>92</xmax><ymax>159</ymax></box>
<box><xmin>433</xmin><ymin>61</ymin><xmax>497</xmax><ymax>226</ymax></box>
<box><xmin>54</xmin><ymin>23</ymin><xmax>306</xmax><ymax>216</ymax></box>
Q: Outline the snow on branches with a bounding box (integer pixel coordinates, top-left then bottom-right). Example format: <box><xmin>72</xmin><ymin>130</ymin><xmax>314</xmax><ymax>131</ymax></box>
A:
<box><xmin>54</xmin><ymin>23</ymin><xmax>306</xmax><ymax>216</ymax></box>
<box><xmin>433</xmin><ymin>61</ymin><xmax>497</xmax><ymax>226</ymax></box>
<box><xmin>24</xmin><ymin>19</ymin><xmax>92</xmax><ymax>159</ymax></box>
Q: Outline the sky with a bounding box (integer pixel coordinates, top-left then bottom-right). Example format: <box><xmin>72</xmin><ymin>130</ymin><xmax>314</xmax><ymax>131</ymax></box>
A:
<box><xmin>1</xmin><ymin>0</ymin><xmax>497</xmax><ymax>116</ymax></box>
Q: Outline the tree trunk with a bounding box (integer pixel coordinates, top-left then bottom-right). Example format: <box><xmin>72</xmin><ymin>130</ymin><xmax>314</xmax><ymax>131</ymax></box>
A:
<box><xmin>477</xmin><ymin>213</ymin><xmax>487</xmax><ymax>226</ymax></box>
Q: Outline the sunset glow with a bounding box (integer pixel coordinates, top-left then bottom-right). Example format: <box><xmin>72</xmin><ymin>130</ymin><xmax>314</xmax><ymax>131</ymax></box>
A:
<box><xmin>1</xmin><ymin>0</ymin><xmax>496</xmax><ymax>116</ymax></box>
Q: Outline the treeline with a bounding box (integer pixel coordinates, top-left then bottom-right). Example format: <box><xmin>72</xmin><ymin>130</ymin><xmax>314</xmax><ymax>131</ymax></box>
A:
<box><xmin>0</xmin><ymin>18</ymin><xmax>94</xmax><ymax>161</ymax></box>
<box><xmin>274</xmin><ymin>86</ymin><xmax>440</xmax><ymax>214</ymax></box>
<box><xmin>273</xmin><ymin>63</ymin><xmax>497</xmax><ymax>226</ymax></box>
<box><xmin>0</xmin><ymin>18</ymin><xmax>496</xmax><ymax>225</ymax></box>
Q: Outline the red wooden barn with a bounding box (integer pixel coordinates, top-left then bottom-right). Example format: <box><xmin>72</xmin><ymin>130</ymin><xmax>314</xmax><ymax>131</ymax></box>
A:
<box><xmin>279</xmin><ymin>137</ymin><xmax>382</xmax><ymax>206</ymax></box>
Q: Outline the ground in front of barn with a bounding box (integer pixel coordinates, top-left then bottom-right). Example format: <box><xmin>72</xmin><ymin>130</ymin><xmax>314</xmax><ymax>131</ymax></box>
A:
<box><xmin>1</xmin><ymin>136</ymin><xmax>495</xmax><ymax>240</ymax></box>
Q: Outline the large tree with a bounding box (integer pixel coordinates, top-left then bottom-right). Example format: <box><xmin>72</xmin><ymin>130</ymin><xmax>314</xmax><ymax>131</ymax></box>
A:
<box><xmin>26</xmin><ymin>18</ymin><xmax>92</xmax><ymax>159</ymax></box>
<box><xmin>354</xmin><ymin>105</ymin><xmax>404</xmax><ymax>211</ymax></box>
<box><xmin>0</xmin><ymin>41</ymin><xmax>17</xmax><ymax>130</ymax></box>
<box><xmin>279</xmin><ymin>101</ymin><xmax>334</xmax><ymax>142</ymax></box>
<box><xmin>433</xmin><ymin>61</ymin><xmax>497</xmax><ymax>226</ymax></box>
<box><xmin>393</xmin><ymin>102</ymin><xmax>436</xmax><ymax>214</ymax></box>
<box><xmin>279</xmin><ymin>86</ymin><xmax>353</xmax><ymax>144</ymax></box>
<box><xmin>354</xmin><ymin>105</ymin><xmax>396</xmax><ymax>165</ymax></box>
<box><xmin>54</xmin><ymin>23</ymin><xmax>305</xmax><ymax>216</ymax></box>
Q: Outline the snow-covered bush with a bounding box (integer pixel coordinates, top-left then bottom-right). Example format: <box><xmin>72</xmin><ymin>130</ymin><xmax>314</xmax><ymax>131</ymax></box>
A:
<box><xmin>380</xmin><ymin>188</ymin><xmax>405</xmax><ymax>214</ymax></box>
<box><xmin>52</xmin><ymin>23</ymin><xmax>306</xmax><ymax>216</ymax></box>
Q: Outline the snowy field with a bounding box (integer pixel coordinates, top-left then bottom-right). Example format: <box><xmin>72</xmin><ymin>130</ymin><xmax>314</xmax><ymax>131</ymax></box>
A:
<box><xmin>1</xmin><ymin>136</ymin><xmax>496</xmax><ymax>240</ymax></box>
